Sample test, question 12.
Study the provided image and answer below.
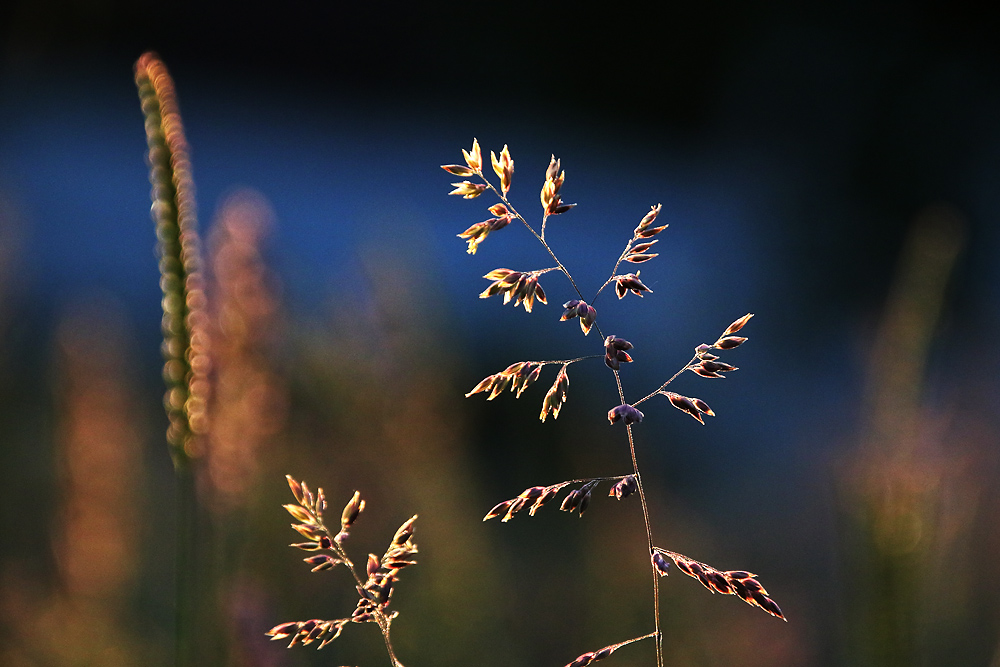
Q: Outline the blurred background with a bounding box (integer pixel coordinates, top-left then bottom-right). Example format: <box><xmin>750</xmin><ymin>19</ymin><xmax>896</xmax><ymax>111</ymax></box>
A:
<box><xmin>1</xmin><ymin>2</ymin><xmax>999</xmax><ymax>666</ymax></box>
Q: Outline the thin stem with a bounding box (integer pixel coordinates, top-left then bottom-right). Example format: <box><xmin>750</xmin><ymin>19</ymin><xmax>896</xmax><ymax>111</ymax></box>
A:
<box><xmin>533</xmin><ymin>354</ymin><xmax>604</xmax><ymax>366</ymax></box>
<box><xmin>477</xmin><ymin>162</ymin><xmax>662</xmax><ymax>664</ymax></box>
<box><xmin>175</xmin><ymin>466</ymin><xmax>196</xmax><ymax>666</ymax></box>
<box><xmin>313</xmin><ymin>515</ymin><xmax>403</xmax><ymax>667</ymax></box>
<box><xmin>136</xmin><ymin>54</ymin><xmax>209</xmax><ymax>667</ymax></box>
<box><xmin>592</xmin><ymin>233</ymin><xmax>641</xmax><ymax>306</ymax></box>
<box><xmin>380</xmin><ymin>627</ymin><xmax>404</xmax><ymax>667</ymax></box>
<box><xmin>561</xmin><ymin>474</ymin><xmax>636</xmax><ymax>486</ymax></box>
<box><xmin>479</xmin><ymin>175</ymin><xmax>609</xmax><ymax>340</ymax></box>
<box><xmin>614</xmin><ymin>371</ymin><xmax>662</xmax><ymax>667</ymax></box>
<box><xmin>632</xmin><ymin>354</ymin><xmax>699</xmax><ymax>407</ymax></box>
<box><xmin>608</xmin><ymin>631</ymin><xmax>660</xmax><ymax>652</ymax></box>
<box><xmin>592</xmin><ymin>277</ymin><xmax>616</xmax><ymax>304</ymax></box>
<box><xmin>480</xmin><ymin>179</ymin><xmax>586</xmax><ymax>300</ymax></box>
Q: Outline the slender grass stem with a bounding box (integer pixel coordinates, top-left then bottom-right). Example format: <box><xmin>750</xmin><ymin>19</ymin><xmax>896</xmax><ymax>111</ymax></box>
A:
<box><xmin>480</xmin><ymin>163</ymin><xmax>661</xmax><ymax>664</ymax></box>
<box><xmin>135</xmin><ymin>52</ymin><xmax>209</xmax><ymax>667</ymax></box>
<box><xmin>615</xmin><ymin>371</ymin><xmax>662</xmax><ymax>667</ymax></box>
<box><xmin>534</xmin><ymin>355</ymin><xmax>604</xmax><ymax>366</ymax></box>
<box><xmin>633</xmin><ymin>355</ymin><xmax>698</xmax><ymax>407</ymax></box>
<box><xmin>313</xmin><ymin>513</ymin><xmax>404</xmax><ymax>667</ymax></box>
<box><xmin>478</xmin><ymin>175</ymin><xmax>608</xmax><ymax>341</ymax></box>
<box><xmin>174</xmin><ymin>466</ymin><xmax>196</xmax><ymax>665</ymax></box>
<box><xmin>592</xmin><ymin>234</ymin><xmax>641</xmax><ymax>306</ymax></box>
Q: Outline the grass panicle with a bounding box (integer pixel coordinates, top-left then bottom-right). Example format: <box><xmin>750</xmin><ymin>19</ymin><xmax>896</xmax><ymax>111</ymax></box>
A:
<box><xmin>267</xmin><ymin>476</ymin><xmax>416</xmax><ymax>667</ymax></box>
<box><xmin>444</xmin><ymin>138</ymin><xmax>785</xmax><ymax>667</ymax></box>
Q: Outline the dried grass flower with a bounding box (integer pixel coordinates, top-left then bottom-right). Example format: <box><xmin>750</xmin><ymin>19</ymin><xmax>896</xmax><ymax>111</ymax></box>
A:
<box><xmin>444</xmin><ymin>140</ymin><xmax>783</xmax><ymax>667</ymax></box>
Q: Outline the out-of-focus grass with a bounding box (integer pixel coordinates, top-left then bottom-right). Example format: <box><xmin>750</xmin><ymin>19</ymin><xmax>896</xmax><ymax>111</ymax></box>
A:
<box><xmin>838</xmin><ymin>206</ymin><xmax>1000</xmax><ymax>667</ymax></box>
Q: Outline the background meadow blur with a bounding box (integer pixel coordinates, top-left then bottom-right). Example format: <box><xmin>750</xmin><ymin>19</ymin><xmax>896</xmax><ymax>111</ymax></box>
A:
<box><xmin>1</xmin><ymin>2</ymin><xmax>999</xmax><ymax>666</ymax></box>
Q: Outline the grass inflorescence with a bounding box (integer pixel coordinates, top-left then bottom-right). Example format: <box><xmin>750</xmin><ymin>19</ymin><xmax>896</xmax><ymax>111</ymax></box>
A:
<box><xmin>445</xmin><ymin>139</ymin><xmax>785</xmax><ymax>667</ymax></box>
<box><xmin>266</xmin><ymin>476</ymin><xmax>417</xmax><ymax>667</ymax></box>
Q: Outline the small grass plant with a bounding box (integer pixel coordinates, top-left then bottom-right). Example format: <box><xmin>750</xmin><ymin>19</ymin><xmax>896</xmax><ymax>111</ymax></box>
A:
<box><xmin>267</xmin><ymin>141</ymin><xmax>786</xmax><ymax>667</ymax></box>
<box><xmin>135</xmin><ymin>51</ymin><xmax>784</xmax><ymax>666</ymax></box>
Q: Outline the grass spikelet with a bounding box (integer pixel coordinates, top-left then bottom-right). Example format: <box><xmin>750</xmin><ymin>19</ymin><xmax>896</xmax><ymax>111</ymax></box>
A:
<box><xmin>272</xmin><ymin>477</ymin><xmax>415</xmax><ymax>666</ymax></box>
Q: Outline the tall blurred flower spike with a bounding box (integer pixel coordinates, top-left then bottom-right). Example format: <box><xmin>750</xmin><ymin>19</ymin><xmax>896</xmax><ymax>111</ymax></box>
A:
<box><xmin>135</xmin><ymin>52</ymin><xmax>210</xmax><ymax>470</ymax></box>
<box><xmin>136</xmin><ymin>52</ymin><xmax>213</xmax><ymax>667</ymax></box>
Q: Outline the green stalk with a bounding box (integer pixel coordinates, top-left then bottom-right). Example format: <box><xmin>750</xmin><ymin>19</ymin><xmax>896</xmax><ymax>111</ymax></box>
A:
<box><xmin>135</xmin><ymin>52</ymin><xmax>209</xmax><ymax>667</ymax></box>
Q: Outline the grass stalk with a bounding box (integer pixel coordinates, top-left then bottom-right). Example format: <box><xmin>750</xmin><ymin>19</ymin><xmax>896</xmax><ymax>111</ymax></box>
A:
<box><xmin>135</xmin><ymin>52</ymin><xmax>210</xmax><ymax>667</ymax></box>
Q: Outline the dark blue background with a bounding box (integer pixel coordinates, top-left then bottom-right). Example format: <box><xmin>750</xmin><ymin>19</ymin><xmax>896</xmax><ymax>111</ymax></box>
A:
<box><xmin>1</xmin><ymin>2</ymin><xmax>998</xmax><ymax>665</ymax></box>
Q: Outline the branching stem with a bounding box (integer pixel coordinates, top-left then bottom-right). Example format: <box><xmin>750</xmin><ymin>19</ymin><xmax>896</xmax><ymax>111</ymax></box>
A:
<box><xmin>310</xmin><ymin>514</ymin><xmax>404</xmax><ymax>667</ymax></box>
<box><xmin>592</xmin><ymin>233</ymin><xmax>642</xmax><ymax>306</ymax></box>
<box><xmin>633</xmin><ymin>354</ymin><xmax>699</xmax><ymax>407</ymax></box>
<box><xmin>477</xmin><ymin>163</ymin><xmax>664</xmax><ymax>666</ymax></box>
<box><xmin>615</xmin><ymin>371</ymin><xmax>663</xmax><ymax>667</ymax></box>
<box><xmin>478</xmin><ymin>175</ymin><xmax>609</xmax><ymax>340</ymax></box>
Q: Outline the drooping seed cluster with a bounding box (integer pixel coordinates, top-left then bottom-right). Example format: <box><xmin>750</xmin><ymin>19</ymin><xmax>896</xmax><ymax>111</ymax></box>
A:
<box><xmin>268</xmin><ymin>476</ymin><xmax>418</xmax><ymax>653</ymax></box>
<box><xmin>612</xmin><ymin>272</ymin><xmax>653</xmax><ymax>299</ymax></box>
<box><xmin>540</xmin><ymin>364</ymin><xmax>570</xmax><ymax>422</ymax></box>
<box><xmin>457</xmin><ymin>203</ymin><xmax>512</xmax><ymax>255</ymax></box>
<box><xmin>609</xmin><ymin>474</ymin><xmax>639</xmax><ymax>500</ymax></box>
<box><xmin>603</xmin><ymin>336</ymin><xmax>633</xmax><ymax>370</ymax></box>
<box><xmin>560</xmin><ymin>299</ymin><xmax>598</xmax><ymax>335</ymax></box>
<box><xmin>466</xmin><ymin>360</ymin><xmax>578</xmax><ymax>423</ymax></box>
<box><xmin>465</xmin><ymin>361</ymin><xmax>543</xmax><ymax>400</ymax></box>
<box><xmin>651</xmin><ymin>548</ymin><xmax>785</xmax><ymax>621</ymax></box>
<box><xmin>655</xmin><ymin>313</ymin><xmax>755</xmax><ymax>423</ymax></box>
<box><xmin>483</xmin><ymin>475</ymin><xmax>638</xmax><ymax>522</ymax></box>
<box><xmin>479</xmin><ymin>268</ymin><xmax>549</xmax><ymax>312</ymax></box>
<box><xmin>608</xmin><ymin>403</ymin><xmax>644</xmax><ymax>426</ymax></box>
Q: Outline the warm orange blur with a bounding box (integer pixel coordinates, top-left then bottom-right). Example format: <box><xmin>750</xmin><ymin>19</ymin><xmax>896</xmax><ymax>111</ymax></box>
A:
<box><xmin>203</xmin><ymin>190</ymin><xmax>287</xmax><ymax>514</ymax></box>
<box><xmin>1</xmin><ymin>299</ymin><xmax>145</xmax><ymax>665</ymax></box>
